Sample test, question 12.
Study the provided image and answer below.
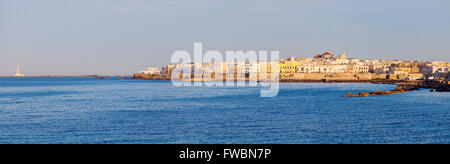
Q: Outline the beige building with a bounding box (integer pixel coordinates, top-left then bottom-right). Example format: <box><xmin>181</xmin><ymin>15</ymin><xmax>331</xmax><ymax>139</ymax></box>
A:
<box><xmin>349</xmin><ymin>65</ymin><xmax>369</xmax><ymax>73</ymax></box>
<box><xmin>370</xmin><ymin>65</ymin><xmax>390</xmax><ymax>74</ymax></box>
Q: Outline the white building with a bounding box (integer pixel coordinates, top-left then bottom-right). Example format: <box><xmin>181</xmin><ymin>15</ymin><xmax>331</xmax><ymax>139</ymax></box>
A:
<box><xmin>297</xmin><ymin>65</ymin><xmax>330</xmax><ymax>73</ymax></box>
<box><xmin>140</xmin><ymin>67</ymin><xmax>161</xmax><ymax>75</ymax></box>
<box><xmin>297</xmin><ymin>64</ymin><xmax>347</xmax><ymax>73</ymax></box>
<box><xmin>333</xmin><ymin>65</ymin><xmax>349</xmax><ymax>73</ymax></box>
<box><xmin>333</xmin><ymin>54</ymin><xmax>349</xmax><ymax>65</ymax></box>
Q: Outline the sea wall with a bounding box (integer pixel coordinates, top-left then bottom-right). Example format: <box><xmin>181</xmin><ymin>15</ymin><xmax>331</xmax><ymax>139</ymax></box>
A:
<box><xmin>133</xmin><ymin>73</ymin><xmax>171</xmax><ymax>80</ymax></box>
<box><xmin>281</xmin><ymin>73</ymin><xmax>387</xmax><ymax>81</ymax></box>
<box><xmin>130</xmin><ymin>73</ymin><xmax>449</xmax><ymax>92</ymax></box>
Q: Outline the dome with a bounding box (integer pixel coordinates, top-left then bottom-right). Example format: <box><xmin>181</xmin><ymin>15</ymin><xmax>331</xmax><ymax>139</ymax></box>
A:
<box><xmin>338</xmin><ymin>54</ymin><xmax>347</xmax><ymax>59</ymax></box>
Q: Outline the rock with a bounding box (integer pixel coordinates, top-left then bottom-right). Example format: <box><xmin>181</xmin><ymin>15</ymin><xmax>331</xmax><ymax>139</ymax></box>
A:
<box><xmin>391</xmin><ymin>90</ymin><xmax>401</xmax><ymax>94</ymax></box>
<box><xmin>394</xmin><ymin>85</ymin><xmax>406</xmax><ymax>91</ymax></box>
<box><xmin>345</xmin><ymin>92</ymin><xmax>360</xmax><ymax>97</ymax></box>
<box><xmin>436</xmin><ymin>85</ymin><xmax>450</xmax><ymax>92</ymax></box>
<box><xmin>371</xmin><ymin>91</ymin><xmax>383</xmax><ymax>96</ymax></box>
<box><xmin>394</xmin><ymin>84</ymin><xmax>420</xmax><ymax>91</ymax></box>
<box><xmin>359</xmin><ymin>92</ymin><xmax>370</xmax><ymax>97</ymax></box>
<box><xmin>429</xmin><ymin>89</ymin><xmax>434</xmax><ymax>92</ymax></box>
<box><xmin>346</xmin><ymin>84</ymin><xmax>422</xmax><ymax>97</ymax></box>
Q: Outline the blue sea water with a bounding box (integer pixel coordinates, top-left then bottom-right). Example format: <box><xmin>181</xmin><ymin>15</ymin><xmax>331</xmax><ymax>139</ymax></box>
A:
<box><xmin>0</xmin><ymin>77</ymin><xmax>448</xmax><ymax>144</ymax></box>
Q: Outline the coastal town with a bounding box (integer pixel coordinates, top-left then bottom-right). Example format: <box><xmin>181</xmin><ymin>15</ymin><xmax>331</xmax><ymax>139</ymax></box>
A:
<box><xmin>132</xmin><ymin>52</ymin><xmax>450</xmax><ymax>94</ymax></box>
<box><xmin>135</xmin><ymin>52</ymin><xmax>449</xmax><ymax>83</ymax></box>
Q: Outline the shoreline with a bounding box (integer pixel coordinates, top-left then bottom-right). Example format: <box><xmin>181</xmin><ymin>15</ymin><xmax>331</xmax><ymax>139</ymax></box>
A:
<box><xmin>0</xmin><ymin>75</ymin><xmax>100</xmax><ymax>78</ymax></box>
<box><xmin>1</xmin><ymin>75</ymin><xmax>447</xmax><ymax>92</ymax></box>
<box><xmin>123</xmin><ymin>77</ymin><xmax>450</xmax><ymax>92</ymax></box>
<box><xmin>0</xmin><ymin>75</ymin><xmax>129</xmax><ymax>78</ymax></box>
<box><xmin>123</xmin><ymin>77</ymin><xmax>416</xmax><ymax>85</ymax></box>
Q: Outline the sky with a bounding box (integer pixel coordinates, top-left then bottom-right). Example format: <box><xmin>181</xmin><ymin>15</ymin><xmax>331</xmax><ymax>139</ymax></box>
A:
<box><xmin>1</xmin><ymin>0</ymin><xmax>450</xmax><ymax>76</ymax></box>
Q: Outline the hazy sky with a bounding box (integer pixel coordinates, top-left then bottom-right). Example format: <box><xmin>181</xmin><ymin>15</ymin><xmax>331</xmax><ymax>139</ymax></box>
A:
<box><xmin>1</xmin><ymin>0</ymin><xmax>450</xmax><ymax>76</ymax></box>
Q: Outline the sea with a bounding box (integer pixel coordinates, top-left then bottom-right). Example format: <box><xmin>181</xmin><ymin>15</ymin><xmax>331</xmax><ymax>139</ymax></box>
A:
<box><xmin>0</xmin><ymin>77</ymin><xmax>448</xmax><ymax>144</ymax></box>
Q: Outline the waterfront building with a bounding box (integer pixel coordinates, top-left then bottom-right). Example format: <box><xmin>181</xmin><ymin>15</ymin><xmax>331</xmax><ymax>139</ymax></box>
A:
<box><xmin>419</xmin><ymin>62</ymin><xmax>449</xmax><ymax>78</ymax></box>
<box><xmin>297</xmin><ymin>65</ymin><xmax>329</xmax><ymax>73</ymax></box>
<box><xmin>370</xmin><ymin>65</ymin><xmax>390</xmax><ymax>74</ymax></box>
<box><xmin>297</xmin><ymin>64</ymin><xmax>347</xmax><ymax>73</ymax></box>
<box><xmin>431</xmin><ymin>72</ymin><xmax>448</xmax><ymax>80</ymax></box>
<box><xmin>279</xmin><ymin>59</ymin><xmax>304</xmax><ymax>73</ymax></box>
<box><xmin>419</xmin><ymin>65</ymin><xmax>434</xmax><ymax>77</ymax></box>
<box><xmin>248</xmin><ymin>61</ymin><xmax>260</xmax><ymax>74</ymax></box>
<box><xmin>201</xmin><ymin>64</ymin><xmax>215</xmax><ymax>76</ymax></box>
<box><xmin>259</xmin><ymin>62</ymin><xmax>275</xmax><ymax>74</ymax></box>
<box><xmin>207</xmin><ymin>62</ymin><xmax>226</xmax><ymax>75</ymax></box>
<box><xmin>411</xmin><ymin>66</ymin><xmax>420</xmax><ymax>73</ymax></box>
<box><xmin>140</xmin><ymin>67</ymin><xmax>161</xmax><ymax>75</ymax></box>
<box><xmin>389</xmin><ymin>66</ymin><xmax>411</xmax><ymax>75</ymax></box>
<box><xmin>405</xmin><ymin>73</ymin><xmax>424</xmax><ymax>80</ymax></box>
<box><xmin>162</xmin><ymin>64</ymin><xmax>176</xmax><ymax>75</ymax></box>
<box><xmin>332</xmin><ymin>65</ymin><xmax>349</xmax><ymax>73</ymax></box>
<box><xmin>349</xmin><ymin>65</ymin><xmax>369</xmax><ymax>73</ymax></box>
<box><xmin>388</xmin><ymin>74</ymin><xmax>398</xmax><ymax>80</ymax></box>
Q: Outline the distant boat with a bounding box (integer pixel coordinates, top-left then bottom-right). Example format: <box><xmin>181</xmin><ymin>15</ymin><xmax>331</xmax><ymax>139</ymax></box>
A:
<box><xmin>13</xmin><ymin>65</ymin><xmax>25</xmax><ymax>77</ymax></box>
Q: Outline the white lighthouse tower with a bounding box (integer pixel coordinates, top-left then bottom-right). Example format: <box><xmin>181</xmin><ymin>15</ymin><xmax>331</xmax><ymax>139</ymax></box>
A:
<box><xmin>13</xmin><ymin>65</ymin><xmax>25</xmax><ymax>77</ymax></box>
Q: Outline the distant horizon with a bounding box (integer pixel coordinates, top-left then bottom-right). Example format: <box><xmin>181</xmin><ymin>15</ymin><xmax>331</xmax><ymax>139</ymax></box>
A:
<box><xmin>1</xmin><ymin>54</ymin><xmax>448</xmax><ymax>77</ymax></box>
<box><xmin>1</xmin><ymin>0</ymin><xmax>450</xmax><ymax>76</ymax></box>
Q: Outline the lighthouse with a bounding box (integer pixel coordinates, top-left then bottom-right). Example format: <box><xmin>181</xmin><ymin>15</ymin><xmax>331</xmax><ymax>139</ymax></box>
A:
<box><xmin>13</xmin><ymin>65</ymin><xmax>25</xmax><ymax>77</ymax></box>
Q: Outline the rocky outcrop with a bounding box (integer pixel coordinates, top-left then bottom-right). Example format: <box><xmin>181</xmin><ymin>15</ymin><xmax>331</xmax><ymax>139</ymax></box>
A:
<box><xmin>345</xmin><ymin>84</ymin><xmax>420</xmax><ymax>97</ymax></box>
<box><xmin>436</xmin><ymin>85</ymin><xmax>450</xmax><ymax>92</ymax></box>
<box><xmin>393</xmin><ymin>84</ymin><xmax>420</xmax><ymax>91</ymax></box>
<box><xmin>359</xmin><ymin>92</ymin><xmax>370</xmax><ymax>97</ymax></box>
<box><xmin>345</xmin><ymin>92</ymin><xmax>370</xmax><ymax>97</ymax></box>
<box><xmin>345</xmin><ymin>92</ymin><xmax>360</xmax><ymax>97</ymax></box>
<box><xmin>418</xmin><ymin>80</ymin><xmax>450</xmax><ymax>92</ymax></box>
